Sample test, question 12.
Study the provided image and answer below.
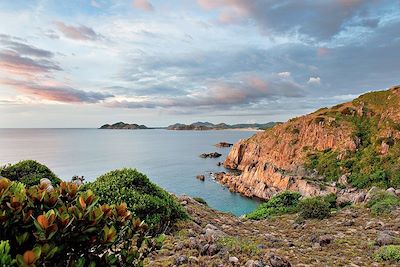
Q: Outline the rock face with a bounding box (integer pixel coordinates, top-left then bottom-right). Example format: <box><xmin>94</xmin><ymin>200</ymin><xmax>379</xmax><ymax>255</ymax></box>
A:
<box><xmin>220</xmin><ymin>86</ymin><xmax>400</xmax><ymax>200</ymax></box>
<box><xmin>99</xmin><ymin>122</ymin><xmax>148</xmax><ymax>129</ymax></box>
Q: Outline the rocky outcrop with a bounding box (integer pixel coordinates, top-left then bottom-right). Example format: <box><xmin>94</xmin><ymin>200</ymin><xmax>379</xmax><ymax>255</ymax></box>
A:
<box><xmin>219</xmin><ymin>114</ymin><xmax>357</xmax><ymax>199</ymax></box>
<box><xmin>215</xmin><ymin>142</ymin><xmax>233</xmax><ymax>148</ymax></box>
<box><xmin>200</xmin><ymin>152</ymin><xmax>222</xmax><ymax>158</ymax></box>
<box><xmin>220</xmin><ymin>86</ymin><xmax>400</xmax><ymax>200</ymax></box>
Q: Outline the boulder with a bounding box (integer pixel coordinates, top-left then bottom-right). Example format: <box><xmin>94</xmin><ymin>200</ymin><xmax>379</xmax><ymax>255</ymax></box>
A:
<box><xmin>229</xmin><ymin>256</ymin><xmax>239</xmax><ymax>265</ymax></box>
<box><xmin>386</xmin><ymin>187</ymin><xmax>397</xmax><ymax>196</ymax></box>
<box><xmin>175</xmin><ymin>255</ymin><xmax>188</xmax><ymax>265</ymax></box>
<box><xmin>376</xmin><ymin>231</ymin><xmax>397</xmax><ymax>246</ymax></box>
<box><xmin>196</xmin><ymin>175</ymin><xmax>205</xmax><ymax>181</ymax></box>
<box><xmin>268</xmin><ymin>253</ymin><xmax>291</xmax><ymax>267</ymax></box>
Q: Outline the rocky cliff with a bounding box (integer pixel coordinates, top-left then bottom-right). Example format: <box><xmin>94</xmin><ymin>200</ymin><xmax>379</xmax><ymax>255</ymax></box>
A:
<box><xmin>220</xmin><ymin>86</ymin><xmax>400</xmax><ymax>199</ymax></box>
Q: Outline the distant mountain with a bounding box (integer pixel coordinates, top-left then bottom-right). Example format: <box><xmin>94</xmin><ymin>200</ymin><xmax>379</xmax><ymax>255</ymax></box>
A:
<box><xmin>99</xmin><ymin>122</ymin><xmax>148</xmax><ymax>129</ymax></box>
<box><xmin>167</xmin><ymin>121</ymin><xmax>280</xmax><ymax>130</ymax></box>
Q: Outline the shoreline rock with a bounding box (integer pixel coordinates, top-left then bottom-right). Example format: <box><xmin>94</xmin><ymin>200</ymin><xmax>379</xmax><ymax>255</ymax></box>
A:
<box><xmin>200</xmin><ymin>152</ymin><xmax>222</xmax><ymax>158</ymax></box>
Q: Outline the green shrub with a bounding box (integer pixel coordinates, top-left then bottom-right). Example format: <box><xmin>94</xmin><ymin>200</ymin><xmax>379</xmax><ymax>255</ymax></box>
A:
<box><xmin>373</xmin><ymin>245</ymin><xmax>400</xmax><ymax>262</ymax></box>
<box><xmin>298</xmin><ymin>197</ymin><xmax>331</xmax><ymax>219</ymax></box>
<box><xmin>246</xmin><ymin>191</ymin><xmax>301</xmax><ymax>220</ymax></box>
<box><xmin>85</xmin><ymin>169</ymin><xmax>187</xmax><ymax>232</ymax></box>
<box><xmin>193</xmin><ymin>197</ymin><xmax>208</xmax><ymax>206</ymax></box>
<box><xmin>0</xmin><ymin>177</ymin><xmax>162</xmax><ymax>266</ymax></box>
<box><xmin>366</xmin><ymin>191</ymin><xmax>400</xmax><ymax>216</ymax></box>
<box><xmin>323</xmin><ymin>193</ymin><xmax>338</xmax><ymax>209</ymax></box>
<box><xmin>0</xmin><ymin>160</ymin><xmax>61</xmax><ymax>186</ymax></box>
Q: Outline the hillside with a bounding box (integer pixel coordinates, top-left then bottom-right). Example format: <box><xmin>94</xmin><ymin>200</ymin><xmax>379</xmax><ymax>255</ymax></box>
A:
<box><xmin>99</xmin><ymin>122</ymin><xmax>149</xmax><ymax>129</ymax></box>
<box><xmin>167</xmin><ymin>122</ymin><xmax>280</xmax><ymax>130</ymax></box>
<box><xmin>220</xmin><ymin>86</ymin><xmax>400</xmax><ymax>199</ymax></box>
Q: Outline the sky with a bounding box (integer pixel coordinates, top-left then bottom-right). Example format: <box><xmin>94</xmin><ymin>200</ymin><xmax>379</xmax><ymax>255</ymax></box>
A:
<box><xmin>0</xmin><ymin>0</ymin><xmax>399</xmax><ymax>128</ymax></box>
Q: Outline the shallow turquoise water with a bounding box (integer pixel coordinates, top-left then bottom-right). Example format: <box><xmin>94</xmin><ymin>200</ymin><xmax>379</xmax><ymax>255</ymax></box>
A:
<box><xmin>0</xmin><ymin>129</ymin><xmax>259</xmax><ymax>215</ymax></box>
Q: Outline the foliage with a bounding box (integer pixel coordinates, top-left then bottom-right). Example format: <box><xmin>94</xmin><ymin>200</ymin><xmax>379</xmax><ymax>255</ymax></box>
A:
<box><xmin>305</xmin><ymin>150</ymin><xmax>340</xmax><ymax>182</ymax></box>
<box><xmin>0</xmin><ymin>160</ymin><xmax>61</xmax><ymax>187</ymax></box>
<box><xmin>373</xmin><ymin>245</ymin><xmax>400</xmax><ymax>262</ymax></box>
<box><xmin>85</xmin><ymin>169</ymin><xmax>187</xmax><ymax>232</ymax></box>
<box><xmin>366</xmin><ymin>191</ymin><xmax>400</xmax><ymax>216</ymax></box>
<box><xmin>298</xmin><ymin>197</ymin><xmax>331</xmax><ymax>219</ymax></box>
<box><xmin>246</xmin><ymin>191</ymin><xmax>301</xmax><ymax>220</ymax></box>
<box><xmin>0</xmin><ymin>177</ymin><xmax>163</xmax><ymax>266</ymax></box>
<box><xmin>193</xmin><ymin>197</ymin><xmax>207</xmax><ymax>206</ymax></box>
<box><xmin>0</xmin><ymin>240</ymin><xmax>15</xmax><ymax>266</ymax></box>
<box><xmin>217</xmin><ymin>236</ymin><xmax>259</xmax><ymax>255</ymax></box>
<box><xmin>322</xmin><ymin>193</ymin><xmax>337</xmax><ymax>209</ymax></box>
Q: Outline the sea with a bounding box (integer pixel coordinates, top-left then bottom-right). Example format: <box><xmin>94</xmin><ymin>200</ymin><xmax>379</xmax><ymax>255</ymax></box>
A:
<box><xmin>0</xmin><ymin>128</ymin><xmax>260</xmax><ymax>215</ymax></box>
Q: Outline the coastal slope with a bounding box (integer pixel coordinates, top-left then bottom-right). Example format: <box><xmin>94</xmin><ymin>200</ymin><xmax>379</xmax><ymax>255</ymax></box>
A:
<box><xmin>220</xmin><ymin>86</ymin><xmax>400</xmax><ymax>199</ymax></box>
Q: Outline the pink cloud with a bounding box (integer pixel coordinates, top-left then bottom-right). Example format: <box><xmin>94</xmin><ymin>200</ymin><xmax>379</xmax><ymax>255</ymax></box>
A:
<box><xmin>55</xmin><ymin>22</ymin><xmax>101</xmax><ymax>41</ymax></box>
<box><xmin>1</xmin><ymin>78</ymin><xmax>113</xmax><ymax>103</ymax></box>
<box><xmin>132</xmin><ymin>0</ymin><xmax>154</xmax><ymax>11</ymax></box>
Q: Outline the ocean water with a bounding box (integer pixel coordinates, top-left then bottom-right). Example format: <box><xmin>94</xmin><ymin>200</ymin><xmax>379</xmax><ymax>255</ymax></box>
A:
<box><xmin>0</xmin><ymin>128</ymin><xmax>259</xmax><ymax>215</ymax></box>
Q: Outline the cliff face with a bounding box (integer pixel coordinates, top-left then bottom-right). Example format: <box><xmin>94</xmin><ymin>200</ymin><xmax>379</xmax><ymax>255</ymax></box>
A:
<box><xmin>221</xmin><ymin>86</ymin><xmax>400</xmax><ymax>199</ymax></box>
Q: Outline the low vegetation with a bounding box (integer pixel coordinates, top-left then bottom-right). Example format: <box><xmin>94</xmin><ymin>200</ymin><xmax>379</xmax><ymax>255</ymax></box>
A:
<box><xmin>193</xmin><ymin>197</ymin><xmax>208</xmax><ymax>205</ymax></box>
<box><xmin>0</xmin><ymin>177</ymin><xmax>164</xmax><ymax>266</ymax></box>
<box><xmin>85</xmin><ymin>168</ymin><xmax>187</xmax><ymax>232</ymax></box>
<box><xmin>366</xmin><ymin>191</ymin><xmax>400</xmax><ymax>215</ymax></box>
<box><xmin>298</xmin><ymin>196</ymin><xmax>331</xmax><ymax>219</ymax></box>
<box><xmin>0</xmin><ymin>160</ymin><xmax>61</xmax><ymax>186</ymax></box>
<box><xmin>373</xmin><ymin>245</ymin><xmax>400</xmax><ymax>262</ymax></box>
<box><xmin>246</xmin><ymin>191</ymin><xmax>301</xmax><ymax>220</ymax></box>
<box><xmin>246</xmin><ymin>192</ymin><xmax>337</xmax><ymax>220</ymax></box>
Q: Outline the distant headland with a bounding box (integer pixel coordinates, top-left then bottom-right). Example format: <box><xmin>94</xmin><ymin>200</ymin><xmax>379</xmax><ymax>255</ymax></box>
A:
<box><xmin>166</xmin><ymin>121</ymin><xmax>281</xmax><ymax>131</ymax></box>
<box><xmin>99</xmin><ymin>121</ymin><xmax>281</xmax><ymax>130</ymax></box>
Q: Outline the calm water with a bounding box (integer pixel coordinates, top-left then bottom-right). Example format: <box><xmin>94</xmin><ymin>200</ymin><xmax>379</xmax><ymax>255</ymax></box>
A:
<box><xmin>0</xmin><ymin>129</ymin><xmax>259</xmax><ymax>215</ymax></box>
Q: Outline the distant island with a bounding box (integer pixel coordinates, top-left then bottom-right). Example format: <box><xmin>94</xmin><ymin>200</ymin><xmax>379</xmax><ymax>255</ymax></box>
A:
<box><xmin>167</xmin><ymin>121</ymin><xmax>280</xmax><ymax>130</ymax></box>
<box><xmin>99</xmin><ymin>122</ymin><xmax>149</xmax><ymax>129</ymax></box>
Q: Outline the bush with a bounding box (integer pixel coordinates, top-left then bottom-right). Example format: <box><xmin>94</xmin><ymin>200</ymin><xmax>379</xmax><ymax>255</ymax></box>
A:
<box><xmin>366</xmin><ymin>191</ymin><xmax>400</xmax><ymax>216</ymax></box>
<box><xmin>85</xmin><ymin>169</ymin><xmax>187</xmax><ymax>232</ymax></box>
<box><xmin>298</xmin><ymin>197</ymin><xmax>331</xmax><ymax>219</ymax></box>
<box><xmin>323</xmin><ymin>193</ymin><xmax>337</xmax><ymax>209</ymax></box>
<box><xmin>193</xmin><ymin>197</ymin><xmax>208</xmax><ymax>206</ymax></box>
<box><xmin>0</xmin><ymin>177</ymin><xmax>162</xmax><ymax>266</ymax></box>
<box><xmin>246</xmin><ymin>191</ymin><xmax>301</xmax><ymax>220</ymax></box>
<box><xmin>0</xmin><ymin>160</ymin><xmax>61</xmax><ymax>186</ymax></box>
<box><xmin>373</xmin><ymin>245</ymin><xmax>400</xmax><ymax>262</ymax></box>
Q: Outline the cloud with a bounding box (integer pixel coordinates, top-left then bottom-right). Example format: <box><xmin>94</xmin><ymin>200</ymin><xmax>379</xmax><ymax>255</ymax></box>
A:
<box><xmin>197</xmin><ymin>0</ymin><xmax>387</xmax><ymax>41</ymax></box>
<box><xmin>0</xmin><ymin>50</ymin><xmax>61</xmax><ymax>76</ymax></box>
<box><xmin>55</xmin><ymin>21</ymin><xmax>102</xmax><ymax>41</ymax></box>
<box><xmin>0</xmin><ymin>34</ymin><xmax>54</xmax><ymax>58</ymax></box>
<box><xmin>307</xmin><ymin>76</ymin><xmax>321</xmax><ymax>86</ymax></box>
<box><xmin>1</xmin><ymin>78</ymin><xmax>113</xmax><ymax>103</ymax></box>
<box><xmin>106</xmin><ymin>73</ymin><xmax>305</xmax><ymax>110</ymax></box>
<box><xmin>132</xmin><ymin>0</ymin><xmax>154</xmax><ymax>11</ymax></box>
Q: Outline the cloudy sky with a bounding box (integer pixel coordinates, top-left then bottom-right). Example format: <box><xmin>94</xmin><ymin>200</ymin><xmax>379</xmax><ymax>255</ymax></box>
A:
<box><xmin>0</xmin><ymin>0</ymin><xmax>399</xmax><ymax>127</ymax></box>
